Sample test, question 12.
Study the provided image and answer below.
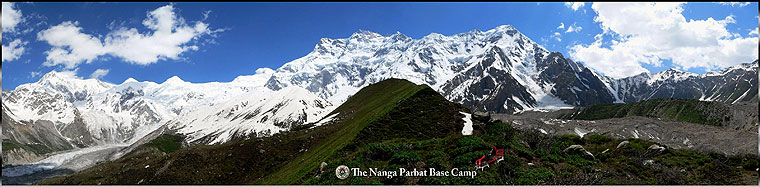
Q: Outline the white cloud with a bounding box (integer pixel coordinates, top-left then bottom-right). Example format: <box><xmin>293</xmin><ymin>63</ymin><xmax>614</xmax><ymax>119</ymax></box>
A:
<box><xmin>718</xmin><ymin>2</ymin><xmax>750</xmax><ymax>7</ymax></box>
<box><xmin>28</xmin><ymin>71</ymin><xmax>41</xmax><ymax>78</ymax></box>
<box><xmin>2</xmin><ymin>2</ymin><xmax>23</xmax><ymax>33</ymax></box>
<box><xmin>566</xmin><ymin>25</ymin><xmax>582</xmax><ymax>33</ymax></box>
<box><xmin>564</xmin><ymin>2</ymin><xmax>585</xmax><ymax>11</ymax></box>
<box><xmin>2</xmin><ymin>39</ymin><xmax>26</xmax><ymax>62</ymax></box>
<box><xmin>2</xmin><ymin>2</ymin><xmax>27</xmax><ymax>62</ymax></box>
<box><xmin>750</xmin><ymin>27</ymin><xmax>759</xmax><ymax>36</ymax></box>
<box><xmin>557</xmin><ymin>22</ymin><xmax>565</xmax><ymax>30</ymax></box>
<box><xmin>89</xmin><ymin>69</ymin><xmax>110</xmax><ymax>79</ymax></box>
<box><xmin>570</xmin><ymin>2</ymin><xmax>759</xmax><ymax>78</ymax></box>
<box><xmin>37</xmin><ymin>21</ymin><xmax>108</xmax><ymax>68</ymax></box>
<box><xmin>552</xmin><ymin>32</ymin><xmax>562</xmax><ymax>42</ymax></box>
<box><xmin>37</xmin><ymin>5</ymin><xmax>218</xmax><ymax>69</ymax></box>
<box><xmin>58</xmin><ymin>68</ymin><xmax>81</xmax><ymax>79</ymax></box>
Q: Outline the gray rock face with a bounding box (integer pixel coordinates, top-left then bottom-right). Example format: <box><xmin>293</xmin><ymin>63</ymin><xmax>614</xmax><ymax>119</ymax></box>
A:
<box><xmin>1</xmin><ymin>104</ymin><xmax>86</xmax><ymax>166</ymax></box>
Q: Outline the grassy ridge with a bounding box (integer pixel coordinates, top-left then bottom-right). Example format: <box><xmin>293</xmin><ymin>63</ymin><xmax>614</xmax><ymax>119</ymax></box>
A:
<box><xmin>559</xmin><ymin>98</ymin><xmax>730</xmax><ymax>126</ymax></box>
<box><xmin>256</xmin><ymin>79</ymin><xmax>428</xmax><ymax>184</ymax></box>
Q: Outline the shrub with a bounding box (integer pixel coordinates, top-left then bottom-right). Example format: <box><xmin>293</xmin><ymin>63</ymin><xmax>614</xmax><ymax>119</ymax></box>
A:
<box><xmin>390</xmin><ymin>151</ymin><xmax>421</xmax><ymax>165</ymax></box>
<box><xmin>145</xmin><ymin>134</ymin><xmax>184</xmax><ymax>153</ymax></box>
<box><xmin>514</xmin><ymin>167</ymin><xmax>554</xmax><ymax>185</ymax></box>
<box><xmin>584</xmin><ymin>134</ymin><xmax>613</xmax><ymax>144</ymax></box>
<box><xmin>365</xmin><ymin>142</ymin><xmax>405</xmax><ymax>161</ymax></box>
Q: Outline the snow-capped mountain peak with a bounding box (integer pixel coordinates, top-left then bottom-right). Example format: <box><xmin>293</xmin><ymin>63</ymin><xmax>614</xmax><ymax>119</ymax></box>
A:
<box><xmin>122</xmin><ymin>77</ymin><xmax>139</xmax><ymax>84</ymax></box>
<box><xmin>350</xmin><ymin>29</ymin><xmax>383</xmax><ymax>40</ymax></box>
<box><xmin>647</xmin><ymin>68</ymin><xmax>697</xmax><ymax>86</ymax></box>
<box><xmin>162</xmin><ymin>76</ymin><xmax>187</xmax><ymax>85</ymax></box>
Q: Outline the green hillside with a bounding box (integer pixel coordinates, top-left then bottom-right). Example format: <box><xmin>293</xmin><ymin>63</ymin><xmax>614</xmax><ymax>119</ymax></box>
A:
<box><xmin>256</xmin><ymin>78</ymin><xmax>430</xmax><ymax>184</ymax></box>
<box><xmin>559</xmin><ymin>98</ymin><xmax>731</xmax><ymax>126</ymax></box>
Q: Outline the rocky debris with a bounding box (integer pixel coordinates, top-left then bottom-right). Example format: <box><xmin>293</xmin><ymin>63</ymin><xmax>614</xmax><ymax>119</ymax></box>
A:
<box><xmin>494</xmin><ymin>114</ymin><xmax>758</xmax><ymax>155</ymax></box>
<box><xmin>473</xmin><ymin>111</ymin><xmax>491</xmax><ymax>122</ymax></box>
<box><xmin>617</xmin><ymin>141</ymin><xmax>630</xmax><ymax>149</ymax></box>
<box><xmin>564</xmin><ymin>145</ymin><xmax>595</xmax><ymax>160</ymax></box>
<box><xmin>648</xmin><ymin>144</ymin><xmax>667</xmax><ymax>153</ymax></box>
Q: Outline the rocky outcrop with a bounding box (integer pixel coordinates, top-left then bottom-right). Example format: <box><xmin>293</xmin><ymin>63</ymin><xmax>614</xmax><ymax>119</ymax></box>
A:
<box><xmin>563</xmin><ymin>145</ymin><xmax>595</xmax><ymax>160</ymax></box>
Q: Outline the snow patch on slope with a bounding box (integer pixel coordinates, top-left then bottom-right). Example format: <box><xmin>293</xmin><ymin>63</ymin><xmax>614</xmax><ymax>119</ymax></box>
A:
<box><xmin>460</xmin><ymin>111</ymin><xmax>473</xmax><ymax>135</ymax></box>
<box><xmin>170</xmin><ymin>86</ymin><xmax>334</xmax><ymax>145</ymax></box>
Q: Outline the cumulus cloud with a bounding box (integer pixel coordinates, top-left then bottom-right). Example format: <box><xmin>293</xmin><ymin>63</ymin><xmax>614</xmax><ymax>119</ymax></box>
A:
<box><xmin>2</xmin><ymin>39</ymin><xmax>26</xmax><ymax>62</ymax></box>
<box><xmin>564</xmin><ymin>2</ymin><xmax>585</xmax><ymax>11</ymax></box>
<box><xmin>37</xmin><ymin>21</ymin><xmax>108</xmax><ymax>68</ymax></box>
<box><xmin>750</xmin><ymin>27</ymin><xmax>758</xmax><ymax>36</ymax></box>
<box><xmin>557</xmin><ymin>22</ymin><xmax>565</xmax><ymax>30</ymax></box>
<box><xmin>58</xmin><ymin>68</ymin><xmax>81</xmax><ymax>79</ymax></box>
<box><xmin>2</xmin><ymin>2</ymin><xmax>27</xmax><ymax>62</ymax></box>
<box><xmin>2</xmin><ymin>2</ymin><xmax>23</xmax><ymax>33</ymax></box>
<box><xmin>718</xmin><ymin>2</ymin><xmax>750</xmax><ymax>7</ymax></box>
<box><xmin>569</xmin><ymin>2</ymin><xmax>759</xmax><ymax>78</ymax></box>
<box><xmin>89</xmin><ymin>69</ymin><xmax>110</xmax><ymax>79</ymax></box>
<box><xmin>37</xmin><ymin>5</ymin><xmax>218</xmax><ymax>69</ymax></box>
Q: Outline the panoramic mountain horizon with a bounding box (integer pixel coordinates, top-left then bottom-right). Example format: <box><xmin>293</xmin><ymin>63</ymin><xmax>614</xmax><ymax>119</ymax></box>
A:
<box><xmin>2</xmin><ymin>2</ymin><xmax>758</xmax><ymax>185</ymax></box>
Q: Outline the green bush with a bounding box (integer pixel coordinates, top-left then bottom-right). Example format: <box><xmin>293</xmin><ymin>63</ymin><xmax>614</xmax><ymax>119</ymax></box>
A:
<box><xmin>514</xmin><ymin>167</ymin><xmax>554</xmax><ymax>185</ymax></box>
<box><xmin>390</xmin><ymin>151</ymin><xmax>421</xmax><ymax>165</ymax></box>
<box><xmin>453</xmin><ymin>150</ymin><xmax>490</xmax><ymax>168</ymax></box>
<box><xmin>145</xmin><ymin>134</ymin><xmax>184</xmax><ymax>153</ymax></box>
<box><xmin>566</xmin><ymin>154</ymin><xmax>592</xmax><ymax>167</ymax></box>
<box><xmin>365</xmin><ymin>142</ymin><xmax>405</xmax><ymax>161</ymax></box>
<box><xmin>585</xmin><ymin>134</ymin><xmax>613</xmax><ymax>144</ymax></box>
<box><xmin>555</xmin><ymin>134</ymin><xmax>583</xmax><ymax>146</ymax></box>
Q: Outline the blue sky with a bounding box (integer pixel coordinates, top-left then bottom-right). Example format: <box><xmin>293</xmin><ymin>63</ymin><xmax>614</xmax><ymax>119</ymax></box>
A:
<box><xmin>2</xmin><ymin>2</ymin><xmax>758</xmax><ymax>89</ymax></box>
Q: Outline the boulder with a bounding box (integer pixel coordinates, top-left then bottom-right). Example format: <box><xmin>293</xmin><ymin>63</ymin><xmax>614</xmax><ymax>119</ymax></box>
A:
<box><xmin>616</xmin><ymin>141</ymin><xmax>630</xmax><ymax>149</ymax></box>
<box><xmin>564</xmin><ymin>145</ymin><xmax>595</xmax><ymax>160</ymax></box>
<box><xmin>643</xmin><ymin>160</ymin><xmax>654</xmax><ymax>166</ymax></box>
<box><xmin>648</xmin><ymin>144</ymin><xmax>666</xmax><ymax>153</ymax></box>
<box><xmin>473</xmin><ymin>111</ymin><xmax>491</xmax><ymax>122</ymax></box>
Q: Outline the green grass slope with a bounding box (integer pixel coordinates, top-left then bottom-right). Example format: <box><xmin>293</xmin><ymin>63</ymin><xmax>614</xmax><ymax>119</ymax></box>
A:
<box><xmin>559</xmin><ymin>98</ymin><xmax>731</xmax><ymax>126</ymax></box>
<box><xmin>256</xmin><ymin>78</ymin><xmax>429</xmax><ymax>184</ymax></box>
